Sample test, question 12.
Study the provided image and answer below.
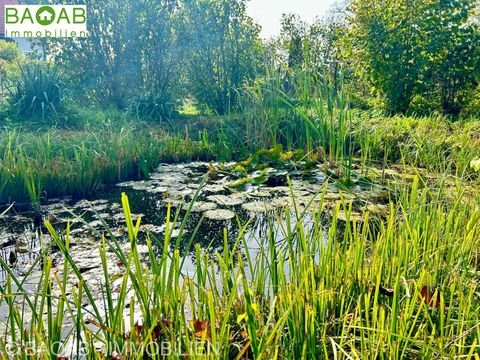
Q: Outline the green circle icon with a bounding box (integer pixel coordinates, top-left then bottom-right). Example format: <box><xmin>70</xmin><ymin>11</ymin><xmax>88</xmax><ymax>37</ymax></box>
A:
<box><xmin>36</xmin><ymin>6</ymin><xmax>56</xmax><ymax>26</ymax></box>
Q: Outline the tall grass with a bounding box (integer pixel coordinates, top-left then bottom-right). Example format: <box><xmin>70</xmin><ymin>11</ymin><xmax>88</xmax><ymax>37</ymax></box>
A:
<box><xmin>352</xmin><ymin>112</ymin><xmax>480</xmax><ymax>177</ymax></box>
<box><xmin>0</xmin><ymin>177</ymin><xmax>479</xmax><ymax>358</ymax></box>
<box><xmin>235</xmin><ymin>57</ymin><xmax>352</xmax><ymax>162</ymax></box>
<box><xmin>0</xmin><ymin>126</ymin><xmax>213</xmax><ymax>205</ymax></box>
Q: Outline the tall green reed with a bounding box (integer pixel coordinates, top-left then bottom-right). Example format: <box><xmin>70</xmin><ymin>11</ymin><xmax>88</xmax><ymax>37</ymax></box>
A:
<box><xmin>0</xmin><ymin>176</ymin><xmax>478</xmax><ymax>358</ymax></box>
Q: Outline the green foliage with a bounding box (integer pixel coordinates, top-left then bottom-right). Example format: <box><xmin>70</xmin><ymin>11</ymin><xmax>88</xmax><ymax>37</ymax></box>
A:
<box><xmin>279</xmin><ymin>13</ymin><xmax>345</xmax><ymax>89</ymax></box>
<box><xmin>45</xmin><ymin>0</ymin><xmax>180</xmax><ymax>110</ymax></box>
<box><xmin>461</xmin><ymin>85</ymin><xmax>480</xmax><ymax>118</ymax></box>
<box><xmin>0</xmin><ymin>126</ymin><xmax>213</xmax><ymax>204</ymax></box>
<box><xmin>127</xmin><ymin>92</ymin><xmax>177</xmax><ymax>123</ymax></box>
<box><xmin>10</xmin><ymin>63</ymin><xmax>63</xmax><ymax>123</ymax></box>
<box><xmin>427</xmin><ymin>1</ymin><xmax>480</xmax><ymax>115</ymax></box>
<box><xmin>1</xmin><ymin>178</ymin><xmax>480</xmax><ymax>358</ymax></box>
<box><xmin>179</xmin><ymin>0</ymin><xmax>262</xmax><ymax>115</ymax></box>
<box><xmin>0</xmin><ymin>40</ymin><xmax>22</xmax><ymax>63</ymax></box>
<box><xmin>0</xmin><ymin>40</ymin><xmax>24</xmax><ymax>102</ymax></box>
<box><xmin>352</xmin><ymin>112</ymin><xmax>480</xmax><ymax>175</ymax></box>
<box><xmin>344</xmin><ymin>0</ymin><xmax>479</xmax><ymax>115</ymax></box>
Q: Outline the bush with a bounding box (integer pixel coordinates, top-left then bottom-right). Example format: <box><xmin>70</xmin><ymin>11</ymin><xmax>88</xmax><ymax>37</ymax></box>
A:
<box><xmin>407</xmin><ymin>94</ymin><xmax>442</xmax><ymax>117</ymax></box>
<box><xmin>10</xmin><ymin>63</ymin><xmax>63</xmax><ymax>123</ymax></box>
<box><xmin>0</xmin><ymin>40</ymin><xmax>22</xmax><ymax>62</ymax></box>
<box><xmin>127</xmin><ymin>92</ymin><xmax>177</xmax><ymax>123</ymax></box>
<box><xmin>0</xmin><ymin>40</ymin><xmax>24</xmax><ymax>108</ymax></box>
<box><xmin>461</xmin><ymin>85</ymin><xmax>480</xmax><ymax>118</ymax></box>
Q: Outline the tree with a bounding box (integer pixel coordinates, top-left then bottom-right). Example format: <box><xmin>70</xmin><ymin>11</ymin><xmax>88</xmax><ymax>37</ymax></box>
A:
<box><xmin>280</xmin><ymin>14</ymin><xmax>307</xmax><ymax>71</ymax></box>
<box><xmin>178</xmin><ymin>0</ymin><xmax>261</xmax><ymax>115</ymax></box>
<box><xmin>425</xmin><ymin>0</ymin><xmax>479</xmax><ymax>115</ymax></box>
<box><xmin>278</xmin><ymin>12</ymin><xmax>347</xmax><ymax>96</ymax></box>
<box><xmin>44</xmin><ymin>0</ymin><xmax>180</xmax><ymax>111</ymax></box>
<box><xmin>343</xmin><ymin>0</ymin><xmax>479</xmax><ymax>115</ymax></box>
<box><xmin>0</xmin><ymin>40</ymin><xmax>24</xmax><ymax>107</ymax></box>
<box><xmin>344</xmin><ymin>0</ymin><xmax>428</xmax><ymax>113</ymax></box>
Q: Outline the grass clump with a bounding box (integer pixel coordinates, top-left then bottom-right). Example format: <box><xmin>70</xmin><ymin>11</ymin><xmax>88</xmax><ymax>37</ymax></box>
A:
<box><xmin>352</xmin><ymin>113</ymin><xmax>480</xmax><ymax>176</ymax></box>
<box><xmin>0</xmin><ymin>126</ymin><xmax>214</xmax><ymax>206</ymax></box>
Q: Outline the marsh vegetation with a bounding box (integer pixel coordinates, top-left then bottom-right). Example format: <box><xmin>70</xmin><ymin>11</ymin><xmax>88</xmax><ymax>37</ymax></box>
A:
<box><xmin>0</xmin><ymin>0</ymin><xmax>479</xmax><ymax>359</ymax></box>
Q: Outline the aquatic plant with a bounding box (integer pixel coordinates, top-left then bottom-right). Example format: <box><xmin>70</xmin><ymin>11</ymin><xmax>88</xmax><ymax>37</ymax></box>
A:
<box><xmin>0</xmin><ymin>126</ymin><xmax>214</xmax><ymax>206</ymax></box>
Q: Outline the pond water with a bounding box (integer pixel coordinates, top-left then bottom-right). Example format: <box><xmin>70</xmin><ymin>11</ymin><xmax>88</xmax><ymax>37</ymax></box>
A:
<box><xmin>0</xmin><ymin>161</ymin><xmax>393</xmax><ymax>284</ymax></box>
<box><xmin>0</xmin><ymin>160</ymin><xmax>396</xmax><ymax>343</ymax></box>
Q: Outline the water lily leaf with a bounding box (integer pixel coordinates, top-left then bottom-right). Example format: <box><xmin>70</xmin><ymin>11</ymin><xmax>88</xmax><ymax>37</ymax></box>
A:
<box><xmin>207</xmin><ymin>194</ymin><xmax>244</xmax><ymax>206</ymax></box>
<box><xmin>365</xmin><ymin>203</ymin><xmax>389</xmax><ymax>215</ymax></box>
<box><xmin>268</xmin><ymin>144</ymin><xmax>284</xmax><ymax>160</ymax></box>
<box><xmin>204</xmin><ymin>209</ymin><xmax>235</xmax><ymax>221</ymax></box>
<box><xmin>281</xmin><ymin>151</ymin><xmax>295</xmax><ymax>161</ymax></box>
<box><xmin>333</xmin><ymin>210</ymin><xmax>363</xmax><ymax>223</ymax></box>
<box><xmin>145</xmin><ymin>186</ymin><xmax>169</xmax><ymax>194</ymax></box>
<box><xmin>228</xmin><ymin>177</ymin><xmax>252</xmax><ymax>191</ymax></box>
<box><xmin>239</xmin><ymin>154</ymin><xmax>259</xmax><ymax>170</ymax></box>
<box><xmin>247</xmin><ymin>189</ymin><xmax>271</xmax><ymax>198</ymax></box>
<box><xmin>241</xmin><ymin>202</ymin><xmax>273</xmax><ymax>213</ymax></box>
<box><xmin>251</xmin><ymin>175</ymin><xmax>268</xmax><ymax>186</ymax></box>
<box><xmin>203</xmin><ymin>184</ymin><xmax>225</xmax><ymax>193</ymax></box>
<box><xmin>232</xmin><ymin>164</ymin><xmax>248</xmax><ymax>177</ymax></box>
<box><xmin>184</xmin><ymin>202</ymin><xmax>217</xmax><ymax>212</ymax></box>
<box><xmin>270</xmin><ymin>197</ymin><xmax>291</xmax><ymax>208</ymax></box>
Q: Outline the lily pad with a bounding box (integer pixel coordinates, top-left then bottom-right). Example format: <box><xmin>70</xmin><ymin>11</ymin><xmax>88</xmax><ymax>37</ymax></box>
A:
<box><xmin>241</xmin><ymin>202</ymin><xmax>273</xmax><ymax>213</ymax></box>
<box><xmin>228</xmin><ymin>177</ymin><xmax>253</xmax><ymax>191</ymax></box>
<box><xmin>140</xmin><ymin>224</ymin><xmax>166</xmax><ymax>233</ymax></box>
<box><xmin>203</xmin><ymin>209</ymin><xmax>235</xmax><ymax>221</ymax></box>
<box><xmin>184</xmin><ymin>202</ymin><xmax>218</xmax><ymax>212</ymax></box>
<box><xmin>247</xmin><ymin>189</ymin><xmax>272</xmax><ymax>198</ymax></box>
<box><xmin>203</xmin><ymin>184</ymin><xmax>225</xmax><ymax>193</ymax></box>
<box><xmin>333</xmin><ymin>210</ymin><xmax>364</xmax><ymax>223</ymax></box>
<box><xmin>164</xmin><ymin>188</ymin><xmax>193</xmax><ymax>200</ymax></box>
<box><xmin>365</xmin><ymin>203</ymin><xmax>389</xmax><ymax>215</ymax></box>
<box><xmin>270</xmin><ymin>197</ymin><xmax>291</xmax><ymax>208</ymax></box>
<box><xmin>207</xmin><ymin>194</ymin><xmax>245</xmax><ymax>206</ymax></box>
<box><xmin>145</xmin><ymin>186</ymin><xmax>169</xmax><ymax>194</ymax></box>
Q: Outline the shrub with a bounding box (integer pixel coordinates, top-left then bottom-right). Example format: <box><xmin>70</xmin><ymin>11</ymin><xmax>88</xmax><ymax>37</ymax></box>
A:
<box><xmin>127</xmin><ymin>92</ymin><xmax>177</xmax><ymax>123</ymax></box>
<box><xmin>0</xmin><ymin>40</ymin><xmax>22</xmax><ymax>62</ymax></box>
<box><xmin>10</xmin><ymin>63</ymin><xmax>63</xmax><ymax>123</ymax></box>
<box><xmin>461</xmin><ymin>85</ymin><xmax>480</xmax><ymax>118</ymax></box>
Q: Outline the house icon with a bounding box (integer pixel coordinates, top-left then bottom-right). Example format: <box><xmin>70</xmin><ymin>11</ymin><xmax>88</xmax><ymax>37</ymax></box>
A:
<box><xmin>38</xmin><ymin>10</ymin><xmax>53</xmax><ymax>22</ymax></box>
<box><xmin>36</xmin><ymin>6</ymin><xmax>55</xmax><ymax>25</ymax></box>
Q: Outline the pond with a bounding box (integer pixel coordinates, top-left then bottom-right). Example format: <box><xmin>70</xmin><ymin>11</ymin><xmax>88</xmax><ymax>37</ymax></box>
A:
<box><xmin>0</xmin><ymin>159</ymin><xmax>397</xmax><ymax>343</ymax></box>
<box><xmin>0</xmin><ymin>161</ymin><xmax>393</xmax><ymax>283</ymax></box>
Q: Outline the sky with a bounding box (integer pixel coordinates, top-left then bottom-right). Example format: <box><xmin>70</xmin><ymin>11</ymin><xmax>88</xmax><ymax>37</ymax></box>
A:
<box><xmin>247</xmin><ymin>0</ymin><xmax>338</xmax><ymax>39</ymax></box>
